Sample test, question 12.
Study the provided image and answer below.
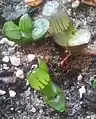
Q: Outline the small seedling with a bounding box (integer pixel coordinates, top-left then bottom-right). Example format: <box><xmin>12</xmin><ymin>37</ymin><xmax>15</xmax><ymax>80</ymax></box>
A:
<box><xmin>3</xmin><ymin>14</ymin><xmax>49</xmax><ymax>44</ymax></box>
<box><xmin>27</xmin><ymin>58</ymin><xmax>66</xmax><ymax>112</ymax></box>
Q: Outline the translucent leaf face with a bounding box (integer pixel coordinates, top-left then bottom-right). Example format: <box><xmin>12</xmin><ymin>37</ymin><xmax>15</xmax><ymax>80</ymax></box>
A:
<box><xmin>50</xmin><ymin>21</ymin><xmax>90</xmax><ymax>47</ymax></box>
<box><xmin>49</xmin><ymin>16</ymin><xmax>70</xmax><ymax>34</ymax></box>
<box><xmin>27</xmin><ymin>58</ymin><xmax>50</xmax><ymax>90</ymax></box>
<box><xmin>32</xmin><ymin>18</ymin><xmax>49</xmax><ymax>40</ymax></box>
<box><xmin>68</xmin><ymin>29</ymin><xmax>91</xmax><ymax>46</ymax></box>
<box><xmin>52</xmin><ymin>23</ymin><xmax>76</xmax><ymax>47</ymax></box>
<box><xmin>42</xmin><ymin>1</ymin><xmax>59</xmax><ymax>16</ymax></box>
<box><xmin>3</xmin><ymin>21</ymin><xmax>21</xmax><ymax>40</ymax></box>
<box><xmin>28</xmin><ymin>68</ymin><xmax>50</xmax><ymax>90</ymax></box>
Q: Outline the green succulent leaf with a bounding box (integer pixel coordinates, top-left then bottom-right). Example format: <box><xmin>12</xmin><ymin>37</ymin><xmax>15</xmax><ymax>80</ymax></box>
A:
<box><xmin>50</xmin><ymin>22</ymin><xmax>90</xmax><ymax>47</ymax></box>
<box><xmin>42</xmin><ymin>81</ymin><xmax>66</xmax><ymax>112</ymax></box>
<box><xmin>3</xmin><ymin>21</ymin><xmax>21</xmax><ymax>40</ymax></box>
<box><xmin>68</xmin><ymin>29</ymin><xmax>91</xmax><ymax>46</ymax></box>
<box><xmin>90</xmin><ymin>76</ymin><xmax>96</xmax><ymax>89</ymax></box>
<box><xmin>52</xmin><ymin>23</ymin><xmax>76</xmax><ymax>47</ymax></box>
<box><xmin>28</xmin><ymin>68</ymin><xmax>50</xmax><ymax>90</ymax></box>
<box><xmin>27</xmin><ymin>58</ymin><xmax>66</xmax><ymax>112</ymax></box>
<box><xmin>49</xmin><ymin>16</ymin><xmax>70</xmax><ymax>34</ymax></box>
<box><xmin>92</xmin><ymin>79</ymin><xmax>96</xmax><ymax>89</ymax></box>
<box><xmin>38</xmin><ymin>58</ymin><xmax>48</xmax><ymax>72</ymax></box>
<box><xmin>19</xmin><ymin>14</ymin><xmax>33</xmax><ymax>39</ymax></box>
<box><xmin>32</xmin><ymin>18</ymin><xmax>49</xmax><ymax>40</ymax></box>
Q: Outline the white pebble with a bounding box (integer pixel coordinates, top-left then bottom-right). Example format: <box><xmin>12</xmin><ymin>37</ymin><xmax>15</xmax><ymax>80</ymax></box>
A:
<box><xmin>9</xmin><ymin>90</ymin><xmax>16</xmax><ymax>97</ymax></box>
<box><xmin>3</xmin><ymin>64</ymin><xmax>9</xmax><ymax>70</ymax></box>
<box><xmin>83</xmin><ymin>21</ymin><xmax>87</xmax><ymax>25</ymax></box>
<box><xmin>67</xmin><ymin>9</ymin><xmax>71</xmax><ymax>16</ymax></box>
<box><xmin>0</xmin><ymin>90</ymin><xmax>6</xmax><ymax>95</ymax></box>
<box><xmin>77</xmin><ymin>74</ymin><xmax>82</xmax><ymax>81</ymax></box>
<box><xmin>0</xmin><ymin>38</ymin><xmax>15</xmax><ymax>46</ymax></box>
<box><xmin>10</xmin><ymin>56</ymin><xmax>20</xmax><ymax>66</ymax></box>
<box><xmin>0</xmin><ymin>38</ymin><xmax>8</xmax><ymax>44</ymax></box>
<box><xmin>72</xmin><ymin>0</ymin><xmax>80</xmax><ymax>8</ymax></box>
<box><xmin>16</xmin><ymin>69</ymin><xmax>24</xmax><ymax>79</ymax></box>
<box><xmin>67</xmin><ymin>0</ymin><xmax>71</xmax><ymax>2</ymax></box>
<box><xmin>27</xmin><ymin>54</ymin><xmax>35</xmax><ymax>62</ymax></box>
<box><xmin>10</xmin><ymin>108</ymin><xmax>14</xmax><ymax>111</ymax></box>
<box><xmin>79</xmin><ymin>86</ymin><xmax>86</xmax><ymax>98</ymax></box>
<box><xmin>87</xmin><ymin>116</ymin><xmax>90</xmax><ymax>119</ymax></box>
<box><xmin>26</xmin><ymin>80</ymin><xmax>29</xmax><ymax>86</ymax></box>
<box><xmin>31</xmin><ymin>64</ymin><xmax>38</xmax><ymax>69</ymax></box>
<box><xmin>7</xmin><ymin>40</ymin><xmax>15</xmax><ymax>47</ymax></box>
<box><xmin>2</xmin><ymin>56</ymin><xmax>9</xmax><ymax>63</ymax></box>
<box><xmin>31</xmin><ymin>107</ymin><xmax>36</xmax><ymax>113</ymax></box>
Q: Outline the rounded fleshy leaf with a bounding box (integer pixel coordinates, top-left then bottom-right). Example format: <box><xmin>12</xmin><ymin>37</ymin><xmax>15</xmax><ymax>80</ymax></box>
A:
<box><xmin>42</xmin><ymin>1</ymin><xmax>59</xmax><ymax>16</ymax></box>
<box><xmin>32</xmin><ymin>18</ymin><xmax>49</xmax><ymax>40</ymax></box>
<box><xmin>28</xmin><ymin>68</ymin><xmax>50</xmax><ymax>90</ymax></box>
<box><xmin>3</xmin><ymin>21</ymin><xmax>21</xmax><ymax>40</ymax></box>
<box><xmin>19</xmin><ymin>14</ymin><xmax>33</xmax><ymax>39</ymax></box>
<box><xmin>68</xmin><ymin>29</ymin><xmax>91</xmax><ymax>46</ymax></box>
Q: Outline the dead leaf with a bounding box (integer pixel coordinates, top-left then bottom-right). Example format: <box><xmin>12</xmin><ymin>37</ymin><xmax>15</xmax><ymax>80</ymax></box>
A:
<box><xmin>82</xmin><ymin>0</ymin><xmax>96</xmax><ymax>6</ymax></box>
<box><xmin>25</xmin><ymin>0</ymin><xmax>43</xmax><ymax>7</ymax></box>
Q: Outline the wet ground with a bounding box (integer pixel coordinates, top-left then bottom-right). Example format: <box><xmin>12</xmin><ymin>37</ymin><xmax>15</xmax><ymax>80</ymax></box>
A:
<box><xmin>0</xmin><ymin>0</ymin><xmax>96</xmax><ymax>119</ymax></box>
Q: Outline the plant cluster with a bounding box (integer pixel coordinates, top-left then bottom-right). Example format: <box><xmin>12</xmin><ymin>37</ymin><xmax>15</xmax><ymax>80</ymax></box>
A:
<box><xmin>3</xmin><ymin>14</ymin><xmax>49</xmax><ymax>43</ymax></box>
<box><xmin>2</xmin><ymin>0</ymin><xmax>92</xmax><ymax>113</ymax></box>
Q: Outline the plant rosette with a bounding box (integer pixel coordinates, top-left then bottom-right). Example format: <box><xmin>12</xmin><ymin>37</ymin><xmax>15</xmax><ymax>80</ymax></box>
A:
<box><xmin>3</xmin><ymin>14</ymin><xmax>49</xmax><ymax>44</ymax></box>
<box><xmin>27</xmin><ymin>58</ymin><xmax>66</xmax><ymax>112</ymax></box>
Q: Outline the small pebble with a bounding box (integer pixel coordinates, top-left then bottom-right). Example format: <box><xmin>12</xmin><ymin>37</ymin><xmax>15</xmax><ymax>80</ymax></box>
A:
<box><xmin>31</xmin><ymin>64</ymin><xmax>38</xmax><ymax>69</ymax></box>
<box><xmin>39</xmin><ymin>109</ymin><xmax>43</xmax><ymax>113</ymax></box>
<box><xmin>9</xmin><ymin>90</ymin><xmax>16</xmax><ymax>97</ymax></box>
<box><xmin>2</xmin><ymin>77</ymin><xmax>16</xmax><ymax>84</ymax></box>
<box><xmin>67</xmin><ymin>9</ymin><xmax>71</xmax><ymax>16</ymax></box>
<box><xmin>26</xmin><ymin>80</ymin><xmax>29</xmax><ymax>86</ymax></box>
<box><xmin>2</xmin><ymin>56</ymin><xmax>9</xmax><ymax>63</ymax></box>
<box><xmin>79</xmin><ymin>86</ymin><xmax>86</xmax><ymax>98</ymax></box>
<box><xmin>3</xmin><ymin>64</ymin><xmax>9</xmax><ymax>70</ymax></box>
<box><xmin>0</xmin><ymin>38</ymin><xmax>7</xmax><ymax>44</ymax></box>
<box><xmin>0</xmin><ymin>90</ymin><xmax>6</xmax><ymax>95</ymax></box>
<box><xmin>7</xmin><ymin>40</ymin><xmax>15</xmax><ymax>47</ymax></box>
<box><xmin>77</xmin><ymin>74</ymin><xmax>82</xmax><ymax>81</ymax></box>
<box><xmin>10</xmin><ymin>56</ymin><xmax>20</xmax><ymax>66</ymax></box>
<box><xmin>72</xmin><ymin>0</ymin><xmax>80</xmax><ymax>8</ymax></box>
<box><xmin>27</xmin><ymin>54</ymin><xmax>35</xmax><ymax>62</ymax></box>
<box><xmin>31</xmin><ymin>107</ymin><xmax>36</xmax><ymax>113</ymax></box>
<box><xmin>87</xmin><ymin>116</ymin><xmax>90</xmax><ymax>119</ymax></box>
<box><xmin>67</xmin><ymin>0</ymin><xmax>71</xmax><ymax>2</ymax></box>
<box><xmin>16</xmin><ymin>69</ymin><xmax>24</xmax><ymax>79</ymax></box>
<box><xmin>44</xmin><ymin>55</ymin><xmax>52</xmax><ymax>63</ymax></box>
<box><xmin>0</xmin><ymin>38</ymin><xmax>15</xmax><ymax>46</ymax></box>
<box><xmin>10</xmin><ymin>108</ymin><xmax>14</xmax><ymax>111</ymax></box>
<box><xmin>83</xmin><ymin>21</ymin><xmax>87</xmax><ymax>25</ymax></box>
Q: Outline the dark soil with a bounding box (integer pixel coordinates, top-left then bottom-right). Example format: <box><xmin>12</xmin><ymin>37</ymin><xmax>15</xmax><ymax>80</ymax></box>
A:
<box><xmin>1</xmin><ymin>0</ymin><xmax>96</xmax><ymax>119</ymax></box>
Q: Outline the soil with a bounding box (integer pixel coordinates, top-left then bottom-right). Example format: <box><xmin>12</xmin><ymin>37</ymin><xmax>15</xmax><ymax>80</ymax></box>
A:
<box><xmin>0</xmin><ymin>0</ymin><xmax>96</xmax><ymax>119</ymax></box>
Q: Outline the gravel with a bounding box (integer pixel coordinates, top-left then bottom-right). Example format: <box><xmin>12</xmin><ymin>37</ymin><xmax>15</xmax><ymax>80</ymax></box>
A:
<box><xmin>10</xmin><ymin>55</ymin><xmax>21</xmax><ymax>66</ymax></box>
